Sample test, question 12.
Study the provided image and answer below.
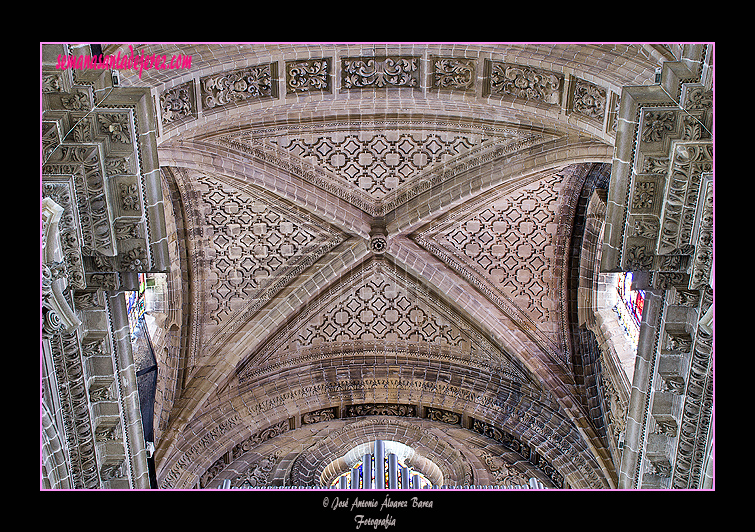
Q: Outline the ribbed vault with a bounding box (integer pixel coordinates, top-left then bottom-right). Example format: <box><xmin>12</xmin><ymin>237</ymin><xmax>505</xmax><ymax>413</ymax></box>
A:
<box><xmin>120</xmin><ymin>43</ymin><xmax>669</xmax><ymax>490</ymax></box>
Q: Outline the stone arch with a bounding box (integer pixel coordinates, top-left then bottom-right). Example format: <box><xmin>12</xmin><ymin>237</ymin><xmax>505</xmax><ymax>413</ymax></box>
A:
<box><xmin>157</xmin><ymin>347</ymin><xmax>609</xmax><ymax>490</ymax></box>
<box><xmin>290</xmin><ymin>417</ymin><xmax>463</xmax><ymax>487</ymax></box>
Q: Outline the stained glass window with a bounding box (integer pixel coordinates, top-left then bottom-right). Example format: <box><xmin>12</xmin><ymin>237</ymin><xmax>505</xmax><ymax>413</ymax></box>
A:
<box><xmin>614</xmin><ymin>272</ymin><xmax>645</xmax><ymax>346</ymax></box>
<box><xmin>124</xmin><ymin>273</ymin><xmax>168</xmax><ymax>338</ymax></box>
<box><xmin>125</xmin><ymin>273</ymin><xmax>148</xmax><ymax>336</ymax></box>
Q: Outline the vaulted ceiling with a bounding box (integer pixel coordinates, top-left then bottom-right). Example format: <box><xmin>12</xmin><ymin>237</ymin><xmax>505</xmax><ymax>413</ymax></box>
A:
<box><xmin>104</xmin><ymin>43</ymin><xmax>670</xmax><ymax>489</ymax></box>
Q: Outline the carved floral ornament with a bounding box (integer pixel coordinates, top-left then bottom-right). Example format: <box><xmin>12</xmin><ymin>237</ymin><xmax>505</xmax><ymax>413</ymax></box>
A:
<box><xmin>156</xmin><ymin>53</ymin><xmax>619</xmax><ymax>140</ymax></box>
<box><xmin>160</xmin><ymin>82</ymin><xmax>195</xmax><ymax>124</ymax></box>
<box><xmin>572</xmin><ymin>78</ymin><xmax>607</xmax><ymax>120</ymax></box>
<box><xmin>432</xmin><ymin>57</ymin><xmax>475</xmax><ymax>90</ymax></box>
<box><xmin>341</xmin><ymin>56</ymin><xmax>419</xmax><ymax>89</ymax></box>
<box><xmin>201</xmin><ymin>63</ymin><xmax>275</xmax><ymax>110</ymax></box>
<box><xmin>286</xmin><ymin>58</ymin><xmax>330</xmax><ymax>93</ymax></box>
<box><xmin>487</xmin><ymin>62</ymin><xmax>562</xmax><ymax>104</ymax></box>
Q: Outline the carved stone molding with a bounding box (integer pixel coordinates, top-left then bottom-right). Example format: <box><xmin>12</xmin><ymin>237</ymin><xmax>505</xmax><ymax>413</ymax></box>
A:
<box><xmin>471</xmin><ymin>418</ymin><xmax>565</xmax><ymax>488</ymax></box>
<box><xmin>41</xmin><ymin>44</ymin><xmax>168</xmax><ymax>489</ymax></box>
<box><xmin>603</xmin><ymin>44</ymin><xmax>714</xmax><ymax>489</ymax></box>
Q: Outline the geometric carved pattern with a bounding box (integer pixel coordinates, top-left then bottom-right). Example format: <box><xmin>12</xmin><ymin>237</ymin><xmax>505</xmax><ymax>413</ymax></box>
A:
<box><xmin>196</xmin><ymin>173</ymin><xmax>343</xmax><ymax>325</ymax></box>
<box><xmin>272</xmin><ymin>131</ymin><xmax>480</xmax><ymax>199</ymax></box>
<box><xmin>415</xmin><ymin>173</ymin><xmax>562</xmax><ymax>324</ymax></box>
<box><xmin>295</xmin><ymin>270</ymin><xmax>465</xmax><ymax>348</ymax></box>
<box><xmin>239</xmin><ymin>259</ymin><xmax>526</xmax><ymax>384</ymax></box>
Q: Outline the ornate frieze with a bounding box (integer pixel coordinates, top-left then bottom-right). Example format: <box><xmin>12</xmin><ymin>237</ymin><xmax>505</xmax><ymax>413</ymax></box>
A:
<box><xmin>425</xmin><ymin>407</ymin><xmax>461</xmax><ymax>425</ymax></box>
<box><xmin>341</xmin><ymin>56</ymin><xmax>419</xmax><ymax>89</ymax></box>
<box><xmin>231</xmin><ymin>420</ymin><xmax>290</xmax><ymax>461</ymax></box>
<box><xmin>471</xmin><ymin>418</ymin><xmax>564</xmax><ymax>488</ymax></box>
<box><xmin>343</xmin><ymin>403</ymin><xmax>417</xmax><ymax>418</ymax></box>
<box><xmin>195</xmin><ymin>420</ymin><xmax>290</xmax><ymax>488</ymax></box>
<box><xmin>234</xmin><ymin>452</ymin><xmax>280</xmax><ymax>488</ymax></box>
<box><xmin>478</xmin><ymin>450</ymin><xmax>530</xmax><ymax>487</ymax></box>
<box><xmin>302</xmin><ymin>407</ymin><xmax>337</xmax><ymax>424</ymax></box>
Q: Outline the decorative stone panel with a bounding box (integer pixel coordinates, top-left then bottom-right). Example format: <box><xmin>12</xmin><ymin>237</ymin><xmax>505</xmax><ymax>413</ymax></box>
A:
<box><xmin>572</xmin><ymin>77</ymin><xmax>607</xmax><ymax>122</ymax></box>
<box><xmin>285</xmin><ymin>58</ymin><xmax>330</xmax><ymax>94</ymax></box>
<box><xmin>200</xmin><ymin>62</ymin><xmax>278</xmax><ymax>111</ymax></box>
<box><xmin>484</xmin><ymin>60</ymin><xmax>563</xmax><ymax>105</ymax></box>
<box><xmin>159</xmin><ymin>81</ymin><xmax>196</xmax><ymax>126</ymax></box>
<box><xmin>341</xmin><ymin>56</ymin><xmax>420</xmax><ymax>89</ymax></box>
<box><xmin>430</xmin><ymin>56</ymin><xmax>476</xmax><ymax>91</ymax></box>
